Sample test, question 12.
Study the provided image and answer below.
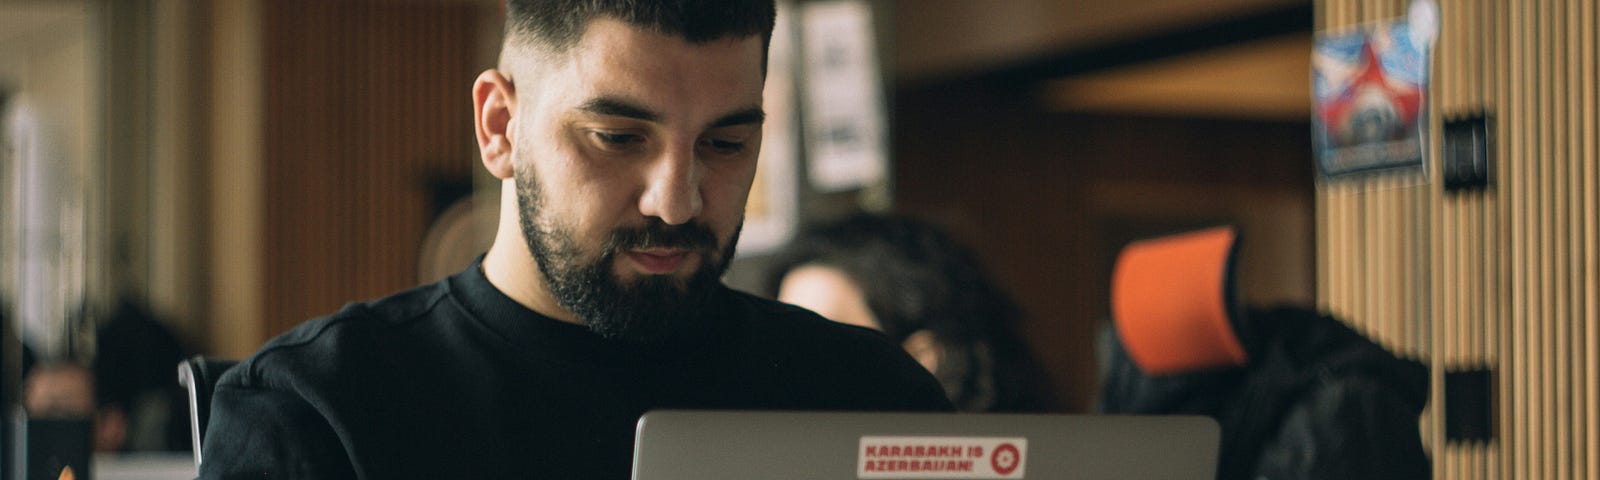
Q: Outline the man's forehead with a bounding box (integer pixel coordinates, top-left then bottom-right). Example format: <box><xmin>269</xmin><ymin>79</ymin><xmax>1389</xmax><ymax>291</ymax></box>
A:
<box><xmin>579</xmin><ymin>16</ymin><xmax>765</xmax><ymax>49</ymax></box>
<box><xmin>538</xmin><ymin>18</ymin><xmax>765</xmax><ymax>123</ymax></box>
<box><xmin>572</xmin><ymin>18</ymin><xmax>763</xmax><ymax>65</ymax></box>
<box><xmin>507</xmin><ymin>17</ymin><xmax>766</xmax><ymax>80</ymax></box>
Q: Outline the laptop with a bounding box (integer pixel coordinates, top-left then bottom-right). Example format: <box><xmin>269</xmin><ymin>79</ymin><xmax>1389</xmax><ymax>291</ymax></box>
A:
<box><xmin>632</xmin><ymin>410</ymin><xmax>1219</xmax><ymax>479</ymax></box>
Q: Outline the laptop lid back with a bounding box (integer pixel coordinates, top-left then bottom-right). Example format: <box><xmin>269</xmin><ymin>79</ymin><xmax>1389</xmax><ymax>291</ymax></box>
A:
<box><xmin>632</xmin><ymin>410</ymin><xmax>1219</xmax><ymax>480</ymax></box>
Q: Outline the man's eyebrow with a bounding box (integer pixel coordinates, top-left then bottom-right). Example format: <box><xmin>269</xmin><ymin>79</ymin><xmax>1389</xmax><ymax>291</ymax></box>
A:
<box><xmin>576</xmin><ymin>97</ymin><xmax>662</xmax><ymax>122</ymax></box>
<box><xmin>710</xmin><ymin>107</ymin><xmax>765</xmax><ymax>128</ymax></box>
<box><xmin>576</xmin><ymin>98</ymin><xmax>764</xmax><ymax>128</ymax></box>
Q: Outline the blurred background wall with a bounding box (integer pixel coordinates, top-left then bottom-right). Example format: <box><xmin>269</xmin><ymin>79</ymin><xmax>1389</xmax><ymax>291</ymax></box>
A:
<box><xmin>1</xmin><ymin>0</ymin><xmax>100</xmax><ymax>360</ymax></box>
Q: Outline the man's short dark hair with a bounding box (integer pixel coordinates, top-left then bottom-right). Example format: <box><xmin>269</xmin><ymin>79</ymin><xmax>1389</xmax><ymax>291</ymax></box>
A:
<box><xmin>505</xmin><ymin>0</ymin><xmax>776</xmax><ymax>54</ymax></box>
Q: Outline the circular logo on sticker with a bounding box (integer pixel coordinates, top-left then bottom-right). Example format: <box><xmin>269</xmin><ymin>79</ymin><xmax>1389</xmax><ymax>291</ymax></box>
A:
<box><xmin>991</xmin><ymin>443</ymin><xmax>1021</xmax><ymax>475</ymax></box>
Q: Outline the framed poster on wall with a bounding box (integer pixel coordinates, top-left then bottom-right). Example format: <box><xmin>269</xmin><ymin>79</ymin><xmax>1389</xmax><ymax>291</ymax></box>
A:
<box><xmin>1312</xmin><ymin>5</ymin><xmax>1436</xmax><ymax>179</ymax></box>
<box><xmin>798</xmin><ymin>0</ymin><xmax>886</xmax><ymax>192</ymax></box>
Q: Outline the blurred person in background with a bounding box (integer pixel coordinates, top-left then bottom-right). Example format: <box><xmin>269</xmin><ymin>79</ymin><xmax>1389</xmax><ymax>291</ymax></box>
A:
<box><xmin>92</xmin><ymin>296</ymin><xmax>188</xmax><ymax>452</ymax></box>
<box><xmin>1098</xmin><ymin>228</ymin><xmax>1429</xmax><ymax>479</ymax></box>
<box><xmin>766</xmin><ymin>214</ymin><xmax>1057</xmax><ymax>412</ymax></box>
<box><xmin>1101</xmin><ymin>305</ymin><xmax>1429</xmax><ymax>479</ymax></box>
<box><xmin>21</xmin><ymin>361</ymin><xmax>122</xmax><ymax>452</ymax></box>
<box><xmin>16</xmin><ymin>296</ymin><xmax>188</xmax><ymax>453</ymax></box>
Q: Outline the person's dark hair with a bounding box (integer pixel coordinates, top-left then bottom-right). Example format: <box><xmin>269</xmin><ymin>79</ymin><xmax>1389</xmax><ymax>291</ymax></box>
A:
<box><xmin>92</xmin><ymin>297</ymin><xmax>189</xmax><ymax>451</ymax></box>
<box><xmin>765</xmin><ymin>214</ymin><xmax>1056</xmax><ymax>412</ymax></box>
<box><xmin>504</xmin><ymin>0</ymin><xmax>776</xmax><ymax>56</ymax></box>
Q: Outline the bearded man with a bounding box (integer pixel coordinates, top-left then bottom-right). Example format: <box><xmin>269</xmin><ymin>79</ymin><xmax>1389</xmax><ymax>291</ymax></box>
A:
<box><xmin>199</xmin><ymin>1</ymin><xmax>950</xmax><ymax>478</ymax></box>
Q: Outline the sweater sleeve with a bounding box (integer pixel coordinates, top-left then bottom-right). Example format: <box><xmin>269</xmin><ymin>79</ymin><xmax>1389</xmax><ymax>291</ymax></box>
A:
<box><xmin>198</xmin><ymin>382</ymin><xmax>358</xmax><ymax>479</ymax></box>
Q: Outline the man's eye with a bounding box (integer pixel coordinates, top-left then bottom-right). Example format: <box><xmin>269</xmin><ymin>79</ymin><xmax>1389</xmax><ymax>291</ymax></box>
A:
<box><xmin>699</xmin><ymin>138</ymin><xmax>746</xmax><ymax>155</ymax></box>
<box><xmin>591</xmin><ymin>131</ymin><xmax>643</xmax><ymax>148</ymax></box>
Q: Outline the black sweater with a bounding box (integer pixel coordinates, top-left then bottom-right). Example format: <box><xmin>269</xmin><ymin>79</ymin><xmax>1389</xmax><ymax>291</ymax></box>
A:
<box><xmin>200</xmin><ymin>262</ymin><xmax>952</xmax><ymax>479</ymax></box>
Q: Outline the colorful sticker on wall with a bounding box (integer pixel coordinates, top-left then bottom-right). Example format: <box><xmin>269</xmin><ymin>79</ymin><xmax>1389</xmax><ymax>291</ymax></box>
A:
<box><xmin>1312</xmin><ymin>6</ymin><xmax>1436</xmax><ymax>179</ymax></box>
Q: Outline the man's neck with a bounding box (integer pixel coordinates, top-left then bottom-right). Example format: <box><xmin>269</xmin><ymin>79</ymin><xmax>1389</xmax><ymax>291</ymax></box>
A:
<box><xmin>482</xmin><ymin>234</ymin><xmax>583</xmax><ymax>326</ymax></box>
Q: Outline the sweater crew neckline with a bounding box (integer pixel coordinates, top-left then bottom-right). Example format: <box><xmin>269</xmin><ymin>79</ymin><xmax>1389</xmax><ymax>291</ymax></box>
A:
<box><xmin>446</xmin><ymin>259</ymin><xmax>737</xmax><ymax>368</ymax></box>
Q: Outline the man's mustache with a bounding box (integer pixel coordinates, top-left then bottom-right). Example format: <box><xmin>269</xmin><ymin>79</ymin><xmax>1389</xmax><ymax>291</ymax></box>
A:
<box><xmin>604</xmin><ymin>220</ymin><xmax>719</xmax><ymax>253</ymax></box>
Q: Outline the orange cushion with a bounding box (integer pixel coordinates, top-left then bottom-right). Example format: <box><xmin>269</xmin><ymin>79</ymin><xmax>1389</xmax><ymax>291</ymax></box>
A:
<box><xmin>1111</xmin><ymin>227</ymin><xmax>1247</xmax><ymax>375</ymax></box>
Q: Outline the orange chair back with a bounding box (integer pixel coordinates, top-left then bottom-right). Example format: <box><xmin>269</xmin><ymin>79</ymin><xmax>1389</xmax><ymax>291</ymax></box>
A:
<box><xmin>1111</xmin><ymin>227</ymin><xmax>1247</xmax><ymax>375</ymax></box>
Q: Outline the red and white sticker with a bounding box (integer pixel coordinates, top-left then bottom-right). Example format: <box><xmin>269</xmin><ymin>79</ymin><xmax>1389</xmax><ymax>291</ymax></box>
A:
<box><xmin>858</xmin><ymin>436</ymin><xmax>1027</xmax><ymax>479</ymax></box>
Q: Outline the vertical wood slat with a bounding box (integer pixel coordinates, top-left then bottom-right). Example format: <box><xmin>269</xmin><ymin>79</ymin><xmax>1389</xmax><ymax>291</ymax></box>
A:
<box><xmin>262</xmin><ymin>1</ymin><xmax>481</xmax><ymax>339</ymax></box>
<box><xmin>1572</xmin><ymin>0</ymin><xmax>1586</xmax><ymax>468</ymax></box>
<box><xmin>1437</xmin><ymin>2</ymin><xmax>1457</xmax><ymax>473</ymax></box>
<box><xmin>1538</xmin><ymin>1</ymin><xmax>1556</xmax><ymax>477</ymax></box>
<box><xmin>1373</xmin><ymin>173</ymin><xmax>1385</xmax><ymax>338</ymax></box>
<box><xmin>1580</xmin><ymin>0</ymin><xmax>1593</xmax><ymax>476</ymax></box>
<box><xmin>1439</xmin><ymin>0</ymin><xmax>1454</xmax><ymax>458</ymax></box>
<box><xmin>1494</xmin><ymin>0</ymin><xmax>1514</xmax><ymax>477</ymax></box>
<box><xmin>1564</xmin><ymin>2</ymin><xmax>1587</xmax><ymax>480</ymax></box>
<box><xmin>1533</xmin><ymin>0</ymin><xmax>1545</xmax><ymax>469</ymax></box>
<box><xmin>1488</xmin><ymin>1</ymin><xmax>1503</xmax><ymax>477</ymax></box>
<box><xmin>1555</xmin><ymin>2</ymin><xmax>1575</xmax><ymax>479</ymax></box>
<box><xmin>1577</xmin><ymin>0</ymin><xmax>1593</xmax><ymax>475</ymax></box>
<box><xmin>1520</xmin><ymin>1</ymin><xmax>1535</xmax><ymax>476</ymax></box>
<box><xmin>1479</xmin><ymin>2</ymin><xmax>1498</xmax><ymax>476</ymax></box>
<box><xmin>1552</xmin><ymin>0</ymin><xmax>1568</xmax><ymax>475</ymax></box>
<box><xmin>1504</xmin><ymin>1</ymin><xmax>1519</xmax><ymax>476</ymax></box>
<box><xmin>1574</xmin><ymin>34</ymin><xmax>1586</xmax><ymax>475</ymax></box>
<box><xmin>1523</xmin><ymin>1</ymin><xmax>1537</xmax><ymax>474</ymax></box>
<box><xmin>1342</xmin><ymin>136</ymin><xmax>1351</xmax><ymax>323</ymax></box>
<box><xmin>1437</xmin><ymin>0</ymin><xmax>1449</xmax><ymax>464</ymax></box>
<box><xmin>1413</xmin><ymin>180</ymin><xmax>1427</xmax><ymax>355</ymax></box>
<box><xmin>1447</xmin><ymin>0</ymin><xmax>1462</xmax><ymax>471</ymax></box>
<box><xmin>1363</xmin><ymin>173</ymin><xmax>1376</xmax><ymax>336</ymax></box>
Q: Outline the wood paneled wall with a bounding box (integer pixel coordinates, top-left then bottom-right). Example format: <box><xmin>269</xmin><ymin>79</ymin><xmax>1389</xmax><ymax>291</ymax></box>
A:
<box><xmin>1316</xmin><ymin>0</ymin><xmax>1597</xmax><ymax>478</ymax></box>
<box><xmin>261</xmin><ymin>0</ymin><xmax>482</xmax><ymax>339</ymax></box>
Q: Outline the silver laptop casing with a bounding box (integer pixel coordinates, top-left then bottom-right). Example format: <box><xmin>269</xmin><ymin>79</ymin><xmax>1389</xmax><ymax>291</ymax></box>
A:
<box><xmin>632</xmin><ymin>410</ymin><xmax>1219</xmax><ymax>480</ymax></box>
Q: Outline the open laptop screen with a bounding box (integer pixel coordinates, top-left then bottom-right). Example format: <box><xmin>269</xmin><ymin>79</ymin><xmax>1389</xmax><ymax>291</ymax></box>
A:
<box><xmin>633</xmin><ymin>410</ymin><xmax>1219</xmax><ymax>480</ymax></box>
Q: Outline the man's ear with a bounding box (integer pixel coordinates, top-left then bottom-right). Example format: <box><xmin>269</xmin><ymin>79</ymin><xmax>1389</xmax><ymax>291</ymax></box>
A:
<box><xmin>473</xmin><ymin>69</ymin><xmax>517</xmax><ymax>180</ymax></box>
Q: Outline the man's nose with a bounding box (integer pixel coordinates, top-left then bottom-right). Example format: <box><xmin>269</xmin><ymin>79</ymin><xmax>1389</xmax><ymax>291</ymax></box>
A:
<box><xmin>637</xmin><ymin>145</ymin><xmax>703</xmax><ymax>225</ymax></box>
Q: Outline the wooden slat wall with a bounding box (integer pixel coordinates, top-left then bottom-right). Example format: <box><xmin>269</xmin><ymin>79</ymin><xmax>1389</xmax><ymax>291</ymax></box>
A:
<box><xmin>1317</xmin><ymin>0</ymin><xmax>1599</xmax><ymax>478</ymax></box>
<box><xmin>262</xmin><ymin>0</ymin><xmax>481</xmax><ymax>339</ymax></box>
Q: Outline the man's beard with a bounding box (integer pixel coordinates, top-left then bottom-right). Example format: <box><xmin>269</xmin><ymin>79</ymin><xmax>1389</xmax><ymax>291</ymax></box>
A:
<box><xmin>514</xmin><ymin>162</ymin><xmax>740</xmax><ymax>346</ymax></box>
